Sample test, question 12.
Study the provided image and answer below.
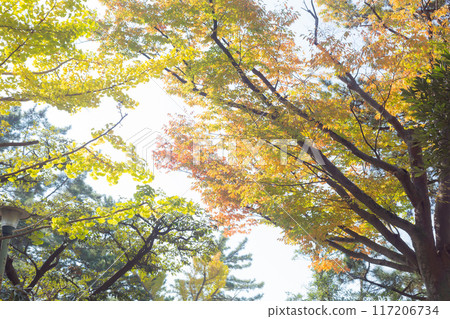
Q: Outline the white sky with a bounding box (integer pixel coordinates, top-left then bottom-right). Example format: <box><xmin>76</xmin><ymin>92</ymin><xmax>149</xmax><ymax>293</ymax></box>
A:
<box><xmin>44</xmin><ymin>0</ymin><xmax>317</xmax><ymax>300</ymax></box>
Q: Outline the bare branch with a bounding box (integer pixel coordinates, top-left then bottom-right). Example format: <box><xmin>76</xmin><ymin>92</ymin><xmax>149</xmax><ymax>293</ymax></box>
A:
<box><xmin>0</xmin><ymin>140</ymin><xmax>39</xmax><ymax>148</ymax></box>
<box><xmin>327</xmin><ymin>239</ymin><xmax>415</xmax><ymax>272</ymax></box>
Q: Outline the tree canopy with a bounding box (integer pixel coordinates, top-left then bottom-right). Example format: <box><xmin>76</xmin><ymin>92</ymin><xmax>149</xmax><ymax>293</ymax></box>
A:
<box><xmin>0</xmin><ymin>0</ymin><xmax>216</xmax><ymax>301</ymax></box>
<box><xmin>1</xmin><ymin>0</ymin><xmax>449</xmax><ymax>301</ymax></box>
<box><xmin>97</xmin><ymin>0</ymin><xmax>450</xmax><ymax>300</ymax></box>
<box><xmin>0</xmin><ymin>108</ymin><xmax>219</xmax><ymax>300</ymax></box>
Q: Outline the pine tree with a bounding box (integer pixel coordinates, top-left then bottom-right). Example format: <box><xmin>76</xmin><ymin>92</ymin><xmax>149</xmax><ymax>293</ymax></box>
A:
<box><xmin>213</xmin><ymin>235</ymin><xmax>264</xmax><ymax>301</ymax></box>
<box><xmin>288</xmin><ymin>258</ymin><xmax>426</xmax><ymax>301</ymax></box>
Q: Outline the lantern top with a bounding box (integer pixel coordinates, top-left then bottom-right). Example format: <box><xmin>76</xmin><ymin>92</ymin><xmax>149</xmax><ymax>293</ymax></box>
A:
<box><xmin>0</xmin><ymin>206</ymin><xmax>31</xmax><ymax>228</ymax></box>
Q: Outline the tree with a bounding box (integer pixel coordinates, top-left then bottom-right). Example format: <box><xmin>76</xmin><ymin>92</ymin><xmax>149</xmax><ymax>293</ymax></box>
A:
<box><xmin>153</xmin><ymin>234</ymin><xmax>264</xmax><ymax>301</ymax></box>
<box><xmin>0</xmin><ymin>1</ymin><xmax>161</xmax><ymax>293</ymax></box>
<box><xmin>0</xmin><ymin>0</ymin><xmax>150</xmax><ymax>114</ymax></box>
<box><xmin>84</xmin><ymin>204</ymin><xmax>217</xmax><ymax>301</ymax></box>
<box><xmin>2</xmin><ymin>202</ymin><xmax>217</xmax><ymax>301</ymax></box>
<box><xmin>100</xmin><ymin>0</ymin><xmax>450</xmax><ymax>299</ymax></box>
<box><xmin>214</xmin><ymin>235</ymin><xmax>264</xmax><ymax>300</ymax></box>
<box><xmin>288</xmin><ymin>258</ymin><xmax>426</xmax><ymax>301</ymax></box>
<box><xmin>287</xmin><ymin>269</ymin><xmax>346</xmax><ymax>301</ymax></box>
<box><xmin>0</xmin><ymin>0</ymin><xmax>155</xmax><ymax>191</ymax></box>
<box><xmin>401</xmin><ymin>52</ymin><xmax>450</xmax><ymax>247</ymax></box>
<box><xmin>0</xmin><ymin>105</ymin><xmax>152</xmax><ymax>243</ymax></box>
<box><xmin>0</xmin><ymin>106</ymin><xmax>217</xmax><ymax>301</ymax></box>
<box><xmin>173</xmin><ymin>252</ymin><xmax>229</xmax><ymax>301</ymax></box>
<box><xmin>2</xmin><ymin>180</ymin><xmax>218</xmax><ymax>301</ymax></box>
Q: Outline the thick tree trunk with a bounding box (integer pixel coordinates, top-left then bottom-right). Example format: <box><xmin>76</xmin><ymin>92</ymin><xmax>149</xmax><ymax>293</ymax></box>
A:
<box><xmin>432</xmin><ymin>257</ymin><xmax>450</xmax><ymax>300</ymax></box>
<box><xmin>433</xmin><ymin>171</ymin><xmax>450</xmax><ymax>300</ymax></box>
<box><xmin>420</xmin><ymin>257</ymin><xmax>450</xmax><ymax>300</ymax></box>
<box><xmin>435</xmin><ymin>171</ymin><xmax>450</xmax><ymax>256</ymax></box>
<box><xmin>425</xmin><ymin>125</ymin><xmax>450</xmax><ymax>300</ymax></box>
<box><xmin>415</xmin><ymin>168</ymin><xmax>450</xmax><ymax>300</ymax></box>
<box><xmin>415</xmin><ymin>243</ymin><xmax>450</xmax><ymax>300</ymax></box>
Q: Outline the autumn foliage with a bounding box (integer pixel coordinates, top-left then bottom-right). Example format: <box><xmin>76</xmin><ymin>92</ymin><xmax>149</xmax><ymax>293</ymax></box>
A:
<box><xmin>1</xmin><ymin>0</ymin><xmax>449</xmax><ymax>300</ymax></box>
<box><xmin>99</xmin><ymin>0</ymin><xmax>450</xmax><ymax>300</ymax></box>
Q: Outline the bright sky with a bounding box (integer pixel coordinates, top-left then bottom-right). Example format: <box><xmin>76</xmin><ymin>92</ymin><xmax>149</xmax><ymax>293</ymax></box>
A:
<box><xmin>45</xmin><ymin>0</ymin><xmax>318</xmax><ymax>300</ymax></box>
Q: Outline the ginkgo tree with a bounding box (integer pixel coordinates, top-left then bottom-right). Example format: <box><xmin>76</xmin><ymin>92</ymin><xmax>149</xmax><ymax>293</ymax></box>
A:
<box><xmin>0</xmin><ymin>0</ymin><xmax>152</xmax><ymax>114</ymax></box>
<box><xmin>174</xmin><ymin>252</ymin><xmax>229</xmax><ymax>301</ymax></box>
<box><xmin>0</xmin><ymin>0</ymin><xmax>216</xmax><ymax>299</ymax></box>
<box><xmin>100</xmin><ymin>0</ymin><xmax>450</xmax><ymax>300</ymax></box>
<box><xmin>1</xmin><ymin>108</ymin><xmax>220</xmax><ymax>301</ymax></box>
<box><xmin>0</xmin><ymin>0</ymin><xmax>157</xmax><ymax>239</ymax></box>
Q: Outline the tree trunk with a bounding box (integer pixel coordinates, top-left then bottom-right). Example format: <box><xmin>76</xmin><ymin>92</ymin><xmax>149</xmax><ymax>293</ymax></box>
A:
<box><xmin>419</xmin><ymin>256</ymin><xmax>450</xmax><ymax>300</ymax></box>
<box><xmin>424</xmin><ymin>124</ymin><xmax>450</xmax><ymax>300</ymax></box>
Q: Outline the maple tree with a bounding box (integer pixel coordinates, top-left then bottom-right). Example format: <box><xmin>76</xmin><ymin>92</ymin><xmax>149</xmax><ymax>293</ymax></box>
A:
<box><xmin>100</xmin><ymin>0</ymin><xmax>450</xmax><ymax>300</ymax></box>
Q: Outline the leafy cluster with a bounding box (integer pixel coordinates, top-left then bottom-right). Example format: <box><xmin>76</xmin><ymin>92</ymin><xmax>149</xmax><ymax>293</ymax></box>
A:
<box><xmin>402</xmin><ymin>51</ymin><xmax>450</xmax><ymax>171</ymax></box>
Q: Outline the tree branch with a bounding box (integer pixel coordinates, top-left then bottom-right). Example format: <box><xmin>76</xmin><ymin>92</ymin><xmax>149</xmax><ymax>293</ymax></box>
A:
<box><xmin>327</xmin><ymin>239</ymin><xmax>415</xmax><ymax>272</ymax></box>
<box><xmin>0</xmin><ymin>114</ymin><xmax>127</xmax><ymax>182</ymax></box>
<box><xmin>1</xmin><ymin>58</ymin><xmax>74</xmax><ymax>76</ymax></box>
<box><xmin>26</xmin><ymin>241</ymin><xmax>69</xmax><ymax>293</ymax></box>
<box><xmin>350</xmin><ymin>273</ymin><xmax>426</xmax><ymax>300</ymax></box>
<box><xmin>0</xmin><ymin>140</ymin><xmax>39</xmax><ymax>148</ymax></box>
<box><xmin>0</xmin><ymin>1</ymin><xmax>57</xmax><ymax>68</ymax></box>
<box><xmin>89</xmin><ymin>226</ymin><xmax>161</xmax><ymax>297</ymax></box>
<box><xmin>325</xmin><ymin>178</ymin><xmax>418</xmax><ymax>268</ymax></box>
<box><xmin>338</xmin><ymin>226</ymin><xmax>409</xmax><ymax>265</ymax></box>
<box><xmin>5</xmin><ymin>256</ymin><xmax>21</xmax><ymax>286</ymax></box>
